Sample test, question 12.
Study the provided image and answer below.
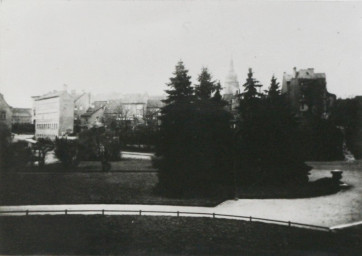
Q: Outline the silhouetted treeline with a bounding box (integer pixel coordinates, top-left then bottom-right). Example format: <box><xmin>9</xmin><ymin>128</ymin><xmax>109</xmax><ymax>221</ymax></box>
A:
<box><xmin>155</xmin><ymin>62</ymin><xmax>312</xmax><ymax>197</ymax></box>
<box><xmin>331</xmin><ymin>97</ymin><xmax>362</xmax><ymax>159</ymax></box>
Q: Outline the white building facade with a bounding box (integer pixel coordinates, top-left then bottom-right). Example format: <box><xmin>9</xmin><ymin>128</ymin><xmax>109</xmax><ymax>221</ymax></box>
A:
<box><xmin>34</xmin><ymin>91</ymin><xmax>74</xmax><ymax>140</ymax></box>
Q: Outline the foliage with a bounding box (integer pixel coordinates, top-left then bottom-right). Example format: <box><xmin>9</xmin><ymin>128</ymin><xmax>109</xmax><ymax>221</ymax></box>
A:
<box><xmin>0</xmin><ymin>124</ymin><xmax>11</xmax><ymax>171</ymax></box>
<box><xmin>55</xmin><ymin>138</ymin><xmax>79</xmax><ymax>167</ymax></box>
<box><xmin>236</xmin><ymin>74</ymin><xmax>311</xmax><ymax>185</ymax></box>
<box><xmin>34</xmin><ymin>138</ymin><xmax>54</xmax><ymax>167</ymax></box>
<box><xmin>78</xmin><ymin>127</ymin><xmax>121</xmax><ymax>162</ymax></box>
<box><xmin>265</xmin><ymin>75</ymin><xmax>281</xmax><ymax>99</ymax></box>
<box><xmin>156</xmin><ymin>62</ymin><xmax>234</xmax><ymax>196</ymax></box>
<box><xmin>194</xmin><ymin>67</ymin><xmax>217</xmax><ymax>100</ymax></box>
<box><xmin>331</xmin><ymin>98</ymin><xmax>361</xmax><ymax>159</ymax></box>
<box><xmin>211</xmin><ymin>81</ymin><xmax>228</xmax><ymax>107</ymax></box>
<box><xmin>240</xmin><ymin>68</ymin><xmax>263</xmax><ymax>101</ymax></box>
<box><xmin>0</xmin><ymin>139</ymin><xmax>32</xmax><ymax>171</ymax></box>
<box><xmin>163</xmin><ymin>60</ymin><xmax>194</xmax><ymax>105</ymax></box>
<box><xmin>298</xmin><ymin>117</ymin><xmax>344</xmax><ymax>161</ymax></box>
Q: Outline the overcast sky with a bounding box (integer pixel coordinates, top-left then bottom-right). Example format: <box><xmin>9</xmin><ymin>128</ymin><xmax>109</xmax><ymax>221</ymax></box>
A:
<box><xmin>1</xmin><ymin>0</ymin><xmax>362</xmax><ymax>107</ymax></box>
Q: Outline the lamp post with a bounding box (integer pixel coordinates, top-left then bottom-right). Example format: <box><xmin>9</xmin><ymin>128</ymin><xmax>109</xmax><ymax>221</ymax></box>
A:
<box><xmin>231</xmin><ymin>119</ymin><xmax>240</xmax><ymax>200</ymax></box>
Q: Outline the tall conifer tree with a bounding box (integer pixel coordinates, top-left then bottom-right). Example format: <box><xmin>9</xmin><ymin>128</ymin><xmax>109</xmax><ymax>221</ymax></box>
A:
<box><xmin>265</xmin><ymin>75</ymin><xmax>281</xmax><ymax>99</ymax></box>
<box><xmin>163</xmin><ymin>61</ymin><xmax>194</xmax><ymax>105</ymax></box>
<box><xmin>241</xmin><ymin>68</ymin><xmax>262</xmax><ymax>100</ymax></box>
<box><xmin>195</xmin><ymin>67</ymin><xmax>216</xmax><ymax>101</ymax></box>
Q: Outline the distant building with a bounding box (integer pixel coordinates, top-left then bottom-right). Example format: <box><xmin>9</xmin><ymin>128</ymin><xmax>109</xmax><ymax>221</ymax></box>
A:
<box><xmin>79</xmin><ymin>94</ymin><xmax>165</xmax><ymax>130</ymax></box>
<box><xmin>0</xmin><ymin>93</ymin><xmax>13</xmax><ymax>129</ymax></box>
<box><xmin>92</xmin><ymin>101</ymin><xmax>108</xmax><ymax>110</ymax></box>
<box><xmin>223</xmin><ymin>60</ymin><xmax>240</xmax><ymax>114</ymax></box>
<box><xmin>224</xmin><ymin>60</ymin><xmax>240</xmax><ymax>95</ymax></box>
<box><xmin>31</xmin><ymin>96</ymin><xmax>40</xmax><ymax>124</ymax></box>
<box><xmin>80</xmin><ymin>106</ymin><xmax>106</xmax><ymax>129</ymax></box>
<box><xmin>72</xmin><ymin>90</ymin><xmax>91</xmax><ymax>122</ymax></box>
<box><xmin>11</xmin><ymin>108</ymin><xmax>32</xmax><ymax>124</ymax></box>
<box><xmin>282</xmin><ymin>67</ymin><xmax>336</xmax><ymax>118</ymax></box>
<box><xmin>34</xmin><ymin>90</ymin><xmax>74</xmax><ymax>139</ymax></box>
<box><xmin>145</xmin><ymin>97</ymin><xmax>164</xmax><ymax>127</ymax></box>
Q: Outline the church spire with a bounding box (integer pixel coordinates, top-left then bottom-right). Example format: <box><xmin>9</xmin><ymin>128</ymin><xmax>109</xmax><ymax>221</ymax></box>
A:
<box><xmin>224</xmin><ymin>59</ymin><xmax>240</xmax><ymax>95</ymax></box>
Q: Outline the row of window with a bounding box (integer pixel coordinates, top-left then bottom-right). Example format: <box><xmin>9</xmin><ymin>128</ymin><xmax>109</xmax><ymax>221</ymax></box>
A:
<box><xmin>37</xmin><ymin>134</ymin><xmax>56</xmax><ymax>139</ymax></box>
<box><xmin>37</xmin><ymin>123</ymin><xmax>58</xmax><ymax>130</ymax></box>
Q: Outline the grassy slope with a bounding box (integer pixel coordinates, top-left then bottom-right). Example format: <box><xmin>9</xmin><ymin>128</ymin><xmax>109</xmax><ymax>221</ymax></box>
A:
<box><xmin>0</xmin><ymin>160</ymin><xmax>226</xmax><ymax>206</ymax></box>
<box><xmin>1</xmin><ymin>159</ymin><xmax>356</xmax><ymax>206</ymax></box>
<box><xmin>1</xmin><ymin>215</ymin><xmax>360</xmax><ymax>255</ymax></box>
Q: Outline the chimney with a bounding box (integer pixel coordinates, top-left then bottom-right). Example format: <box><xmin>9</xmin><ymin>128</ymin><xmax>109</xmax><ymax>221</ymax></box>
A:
<box><xmin>293</xmin><ymin>67</ymin><xmax>297</xmax><ymax>78</ymax></box>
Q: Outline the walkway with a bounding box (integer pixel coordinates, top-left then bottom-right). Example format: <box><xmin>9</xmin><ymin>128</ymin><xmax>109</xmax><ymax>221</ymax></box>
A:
<box><xmin>1</xmin><ymin>162</ymin><xmax>361</xmax><ymax>230</ymax></box>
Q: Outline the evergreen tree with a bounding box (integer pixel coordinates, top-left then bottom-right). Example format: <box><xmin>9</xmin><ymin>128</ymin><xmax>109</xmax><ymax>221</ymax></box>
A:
<box><xmin>156</xmin><ymin>62</ymin><xmax>234</xmax><ymax>197</ymax></box>
<box><xmin>236</xmin><ymin>71</ymin><xmax>310</xmax><ymax>186</ymax></box>
<box><xmin>241</xmin><ymin>68</ymin><xmax>263</xmax><ymax>100</ymax></box>
<box><xmin>195</xmin><ymin>67</ymin><xmax>216</xmax><ymax>100</ymax></box>
<box><xmin>265</xmin><ymin>75</ymin><xmax>281</xmax><ymax>99</ymax></box>
<box><xmin>212</xmin><ymin>81</ymin><xmax>228</xmax><ymax>106</ymax></box>
<box><xmin>163</xmin><ymin>61</ymin><xmax>194</xmax><ymax>105</ymax></box>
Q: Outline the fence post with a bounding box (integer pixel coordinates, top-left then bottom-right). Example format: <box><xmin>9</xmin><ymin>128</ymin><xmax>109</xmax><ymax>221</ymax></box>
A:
<box><xmin>65</xmin><ymin>209</ymin><xmax>67</xmax><ymax>215</ymax></box>
<box><xmin>102</xmin><ymin>209</ymin><xmax>105</xmax><ymax>215</ymax></box>
<box><xmin>213</xmin><ymin>213</ymin><xmax>215</xmax><ymax>219</ymax></box>
<box><xmin>26</xmin><ymin>210</ymin><xmax>29</xmax><ymax>216</ymax></box>
<box><xmin>177</xmin><ymin>211</ymin><xmax>179</xmax><ymax>217</ymax></box>
<box><xmin>249</xmin><ymin>216</ymin><xmax>252</xmax><ymax>222</ymax></box>
<box><xmin>139</xmin><ymin>210</ymin><xmax>142</xmax><ymax>216</ymax></box>
<box><xmin>288</xmin><ymin>221</ymin><xmax>291</xmax><ymax>227</ymax></box>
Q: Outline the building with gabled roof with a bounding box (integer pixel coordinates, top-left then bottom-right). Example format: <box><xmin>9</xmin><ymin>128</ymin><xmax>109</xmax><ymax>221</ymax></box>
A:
<box><xmin>282</xmin><ymin>67</ymin><xmax>336</xmax><ymax>119</ymax></box>
<box><xmin>11</xmin><ymin>108</ymin><xmax>32</xmax><ymax>124</ymax></box>
<box><xmin>33</xmin><ymin>90</ymin><xmax>74</xmax><ymax>139</ymax></box>
<box><xmin>0</xmin><ymin>93</ymin><xmax>13</xmax><ymax>129</ymax></box>
<box><xmin>80</xmin><ymin>106</ymin><xmax>106</xmax><ymax>129</ymax></box>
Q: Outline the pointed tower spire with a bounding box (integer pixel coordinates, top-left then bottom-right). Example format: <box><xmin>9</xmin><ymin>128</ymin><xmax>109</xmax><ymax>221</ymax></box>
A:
<box><xmin>224</xmin><ymin>59</ymin><xmax>240</xmax><ymax>95</ymax></box>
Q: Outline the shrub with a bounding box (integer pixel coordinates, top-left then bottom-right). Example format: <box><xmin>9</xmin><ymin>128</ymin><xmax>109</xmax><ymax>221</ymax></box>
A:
<box><xmin>54</xmin><ymin>138</ymin><xmax>79</xmax><ymax>167</ymax></box>
<box><xmin>33</xmin><ymin>138</ymin><xmax>54</xmax><ymax>167</ymax></box>
<box><xmin>78</xmin><ymin>128</ymin><xmax>121</xmax><ymax>161</ymax></box>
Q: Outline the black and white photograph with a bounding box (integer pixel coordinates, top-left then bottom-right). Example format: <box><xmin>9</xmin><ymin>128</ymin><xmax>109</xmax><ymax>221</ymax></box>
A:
<box><xmin>0</xmin><ymin>0</ymin><xmax>361</xmax><ymax>255</ymax></box>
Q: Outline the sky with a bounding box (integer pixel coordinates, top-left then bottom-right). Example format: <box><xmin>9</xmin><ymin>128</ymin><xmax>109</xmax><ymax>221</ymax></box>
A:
<box><xmin>1</xmin><ymin>0</ymin><xmax>362</xmax><ymax>108</ymax></box>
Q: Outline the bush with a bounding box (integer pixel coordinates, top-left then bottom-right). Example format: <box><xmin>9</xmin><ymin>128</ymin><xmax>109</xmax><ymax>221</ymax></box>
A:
<box><xmin>33</xmin><ymin>138</ymin><xmax>54</xmax><ymax>167</ymax></box>
<box><xmin>0</xmin><ymin>124</ymin><xmax>33</xmax><ymax>171</ymax></box>
<box><xmin>156</xmin><ymin>101</ymin><xmax>234</xmax><ymax>197</ymax></box>
<box><xmin>235</xmin><ymin>95</ymin><xmax>311</xmax><ymax>186</ymax></box>
<box><xmin>55</xmin><ymin>138</ymin><xmax>79</xmax><ymax>167</ymax></box>
<box><xmin>0</xmin><ymin>124</ymin><xmax>11</xmax><ymax>171</ymax></box>
<box><xmin>78</xmin><ymin>128</ymin><xmax>121</xmax><ymax>161</ymax></box>
<box><xmin>1</xmin><ymin>141</ymin><xmax>32</xmax><ymax>171</ymax></box>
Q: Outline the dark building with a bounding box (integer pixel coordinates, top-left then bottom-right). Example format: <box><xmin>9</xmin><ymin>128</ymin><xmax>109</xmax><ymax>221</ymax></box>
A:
<box><xmin>282</xmin><ymin>67</ymin><xmax>336</xmax><ymax>119</ymax></box>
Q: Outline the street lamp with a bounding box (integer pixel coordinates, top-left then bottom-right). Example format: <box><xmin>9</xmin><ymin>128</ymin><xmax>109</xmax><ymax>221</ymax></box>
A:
<box><xmin>231</xmin><ymin>119</ymin><xmax>240</xmax><ymax>200</ymax></box>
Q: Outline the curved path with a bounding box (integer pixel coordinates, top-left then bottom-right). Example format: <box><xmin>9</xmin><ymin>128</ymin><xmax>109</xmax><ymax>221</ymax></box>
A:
<box><xmin>1</xmin><ymin>164</ymin><xmax>361</xmax><ymax>230</ymax></box>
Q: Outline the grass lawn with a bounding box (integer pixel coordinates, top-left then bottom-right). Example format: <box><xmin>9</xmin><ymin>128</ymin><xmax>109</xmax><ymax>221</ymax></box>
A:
<box><xmin>7</xmin><ymin>158</ymin><xmax>157</xmax><ymax>172</ymax></box>
<box><xmin>1</xmin><ymin>159</ymin><xmax>355</xmax><ymax>206</ymax></box>
<box><xmin>0</xmin><ymin>159</ymin><xmax>227</xmax><ymax>206</ymax></box>
<box><xmin>0</xmin><ymin>215</ymin><xmax>360</xmax><ymax>255</ymax></box>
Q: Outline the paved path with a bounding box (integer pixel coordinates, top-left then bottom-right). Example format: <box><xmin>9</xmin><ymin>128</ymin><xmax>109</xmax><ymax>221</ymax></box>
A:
<box><xmin>122</xmin><ymin>151</ymin><xmax>154</xmax><ymax>160</ymax></box>
<box><xmin>215</xmin><ymin>166</ymin><xmax>362</xmax><ymax>228</ymax></box>
<box><xmin>1</xmin><ymin>162</ymin><xmax>361</xmax><ymax>230</ymax></box>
